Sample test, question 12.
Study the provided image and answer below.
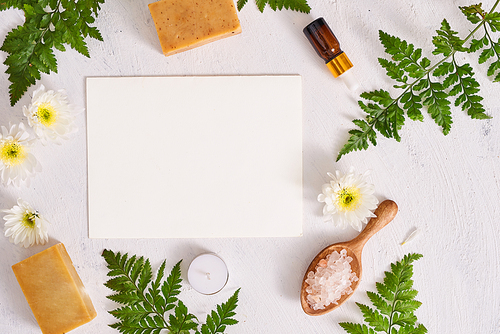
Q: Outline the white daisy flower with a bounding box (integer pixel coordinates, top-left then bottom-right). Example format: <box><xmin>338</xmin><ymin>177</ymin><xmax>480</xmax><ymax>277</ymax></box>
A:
<box><xmin>23</xmin><ymin>84</ymin><xmax>80</xmax><ymax>145</ymax></box>
<box><xmin>317</xmin><ymin>167</ymin><xmax>379</xmax><ymax>232</ymax></box>
<box><xmin>0</xmin><ymin>122</ymin><xmax>41</xmax><ymax>186</ymax></box>
<box><xmin>3</xmin><ymin>198</ymin><xmax>49</xmax><ymax>248</ymax></box>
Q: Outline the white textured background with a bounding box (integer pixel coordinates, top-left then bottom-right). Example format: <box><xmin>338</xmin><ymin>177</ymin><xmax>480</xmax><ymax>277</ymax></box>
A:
<box><xmin>1</xmin><ymin>0</ymin><xmax>499</xmax><ymax>333</ymax></box>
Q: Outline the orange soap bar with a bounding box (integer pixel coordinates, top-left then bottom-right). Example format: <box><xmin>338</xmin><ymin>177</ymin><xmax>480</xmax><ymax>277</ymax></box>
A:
<box><xmin>12</xmin><ymin>243</ymin><xmax>97</xmax><ymax>334</ymax></box>
<box><xmin>148</xmin><ymin>0</ymin><xmax>242</xmax><ymax>56</ymax></box>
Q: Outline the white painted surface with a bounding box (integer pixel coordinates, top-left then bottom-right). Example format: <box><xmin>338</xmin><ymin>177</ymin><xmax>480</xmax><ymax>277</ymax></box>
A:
<box><xmin>0</xmin><ymin>0</ymin><xmax>499</xmax><ymax>333</ymax></box>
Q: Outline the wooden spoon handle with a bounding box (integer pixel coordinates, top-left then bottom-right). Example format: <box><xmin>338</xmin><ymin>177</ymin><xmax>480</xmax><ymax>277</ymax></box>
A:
<box><xmin>347</xmin><ymin>200</ymin><xmax>398</xmax><ymax>252</ymax></box>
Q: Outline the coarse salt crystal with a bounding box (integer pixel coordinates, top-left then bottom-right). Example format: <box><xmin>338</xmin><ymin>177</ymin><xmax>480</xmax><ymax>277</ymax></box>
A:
<box><xmin>305</xmin><ymin>249</ymin><xmax>358</xmax><ymax>310</ymax></box>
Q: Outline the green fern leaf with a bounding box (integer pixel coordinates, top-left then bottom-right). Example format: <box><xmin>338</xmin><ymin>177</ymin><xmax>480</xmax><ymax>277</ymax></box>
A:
<box><xmin>161</xmin><ymin>260</ymin><xmax>182</xmax><ymax>311</ymax></box>
<box><xmin>400</xmin><ymin>90</ymin><xmax>424</xmax><ymax>122</ymax></box>
<box><xmin>469</xmin><ymin>36</ymin><xmax>489</xmax><ymax>52</ymax></box>
<box><xmin>421</xmin><ymin>80</ymin><xmax>452</xmax><ymax>134</ymax></box>
<box><xmin>148</xmin><ymin>260</ymin><xmax>167</xmax><ymax>313</ymax></box>
<box><xmin>379</xmin><ymin>31</ymin><xmax>427</xmax><ymax>78</ymax></box>
<box><xmin>433</xmin><ymin>19</ymin><xmax>467</xmax><ymax>56</ymax></box>
<box><xmin>356</xmin><ymin>90</ymin><xmax>404</xmax><ymax>141</ymax></box>
<box><xmin>397</xmin><ymin>289</ymin><xmax>419</xmax><ymax>301</ymax></box>
<box><xmin>104</xmin><ymin>275</ymin><xmax>135</xmax><ymax>293</ymax></box>
<box><xmin>0</xmin><ymin>0</ymin><xmax>105</xmax><ymax>105</ymax></box>
<box><xmin>464</xmin><ymin>8</ymin><xmax>500</xmax><ymax>82</ymax></box>
<box><xmin>107</xmin><ymin>291</ymin><xmax>142</xmax><ymax>305</ymax></box>
<box><xmin>376</xmin><ymin>281</ymin><xmax>394</xmax><ymax>302</ymax></box>
<box><xmin>339</xmin><ymin>322</ymin><xmax>376</xmax><ymax>334</ymax></box>
<box><xmin>378</xmin><ymin>31</ymin><xmax>406</xmax><ymax>58</ymax></box>
<box><xmin>236</xmin><ymin>0</ymin><xmax>249</xmax><ymax>11</ymax></box>
<box><xmin>123</xmin><ymin>255</ymin><xmax>137</xmax><ymax>277</ymax></box>
<box><xmin>0</xmin><ymin>0</ymin><xmax>25</xmax><ymax>10</ymax></box>
<box><xmin>338</xmin><ymin>3</ymin><xmax>498</xmax><ymax>160</ymax></box>
<box><xmin>138</xmin><ymin>259</ymin><xmax>152</xmax><ymax>291</ymax></box>
<box><xmin>433</xmin><ymin>61</ymin><xmax>454</xmax><ymax>77</ymax></box>
<box><xmin>366</xmin><ymin>291</ymin><xmax>391</xmax><ymax>316</ymax></box>
<box><xmin>479</xmin><ymin>47</ymin><xmax>495</xmax><ymax>63</ymax></box>
<box><xmin>387</xmin><ymin>104</ymin><xmax>405</xmax><ymax>141</ymax></box>
<box><xmin>168</xmin><ymin>300</ymin><xmax>198</xmax><ymax>333</ymax></box>
<box><xmin>102</xmin><ymin>250</ymin><xmax>240</xmax><ymax>333</ymax></box>
<box><xmin>394</xmin><ymin>300</ymin><xmax>423</xmax><ymax>314</ymax></box>
<box><xmin>395</xmin><ymin>324</ymin><xmax>426</xmax><ymax>334</ymax></box>
<box><xmin>239</xmin><ymin>0</ymin><xmax>310</xmax><ymax>13</ymax></box>
<box><xmin>199</xmin><ymin>289</ymin><xmax>240</xmax><ymax>334</ymax></box>
<box><xmin>383</xmin><ymin>271</ymin><xmax>400</xmax><ymax>293</ymax></box>
<box><xmin>487</xmin><ymin>58</ymin><xmax>500</xmax><ymax>76</ymax></box>
<box><xmin>109</xmin><ymin>304</ymin><xmax>150</xmax><ymax>323</ymax></box>
<box><xmin>460</xmin><ymin>4</ymin><xmax>486</xmax><ymax>24</ymax></box>
<box><xmin>398</xmin><ymin>278</ymin><xmax>415</xmax><ymax>291</ymax></box>
<box><xmin>357</xmin><ymin>303</ymin><xmax>389</xmax><ymax>332</ymax></box>
<box><xmin>361</xmin><ymin>90</ymin><xmax>394</xmax><ymax>108</ymax></box>
<box><xmin>378</xmin><ymin>58</ymin><xmax>408</xmax><ymax>86</ymax></box>
<box><xmin>339</xmin><ymin>254</ymin><xmax>425</xmax><ymax>334</ymax></box>
<box><xmin>392</xmin><ymin>312</ymin><xmax>418</xmax><ymax>327</ymax></box>
<box><xmin>336</xmin><ymin>119</ymin><xmax>377</xmax><ymax>161</ymax></box>
<box><xmin>486</xmin><ymin>12</ymin><xmax>500</xmax><ymax>31</ymax></box>
<box><xmin>443</xmin><ymin>61</ymin><xmax>490</xmax><ymax>119</ymax></box>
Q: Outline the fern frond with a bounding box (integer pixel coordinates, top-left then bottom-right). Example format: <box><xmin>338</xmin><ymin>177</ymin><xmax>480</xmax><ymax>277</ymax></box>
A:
<box><xmin>339</xmin><ymin>322</ymin><xmax>376</xmax><ymax>334</ymax></box>
<box><xmin>198</xmin><ymin>289</ymin><xmax>240</xmax><ymax>334</ymax></box>
<box><xmin>338</xmin><ymin>3</ymin><xmax>498</xmax><ymax>160</ymax></box>
<box><xmin>102</xmin><ymin>250</ymin><xmax>240</xmax><ymax>333</ymax></box>
<box><xmin>339</xmin><ymin>253</ymin><xmax>426</xmax><ymax>334</ymax></box>
<box><xmin>238</xmin><ymin>0</ymin><xmax>310</xmax><ymax>13</ymax></box>
<box><xmin>161</xmin><ymin>260</ymin><xmax>182</xmax><ymax>312</ymax></box>
<box><xmin>168</xmin><ymin>300</ymin><xmax>198</xmax><ymax>333</ymax></box>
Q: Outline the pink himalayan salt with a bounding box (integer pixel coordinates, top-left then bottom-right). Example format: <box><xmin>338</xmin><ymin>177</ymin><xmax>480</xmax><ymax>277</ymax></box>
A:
<box><xmin>305</xmin><ymin>249</ymin><xmax>358</xmax><ymax>310</ymax></box>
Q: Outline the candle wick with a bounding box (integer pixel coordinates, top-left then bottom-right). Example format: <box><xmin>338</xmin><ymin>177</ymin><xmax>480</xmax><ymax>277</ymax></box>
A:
<box><xmin>206</xmin><ymin>272</ymin><xmax>211</xmax><ymax>280</ymax></box>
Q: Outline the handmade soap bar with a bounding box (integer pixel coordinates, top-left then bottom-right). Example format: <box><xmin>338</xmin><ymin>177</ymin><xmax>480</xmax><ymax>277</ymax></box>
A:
<box><xmin>148</xmin><ymin>0</ymin><xmax>241</xmax><ymax>56</ymax></box>
<box><xmin>12</xmin><ymin>243</ymin><xmax>96</xmax><ymax>334</ymax></box>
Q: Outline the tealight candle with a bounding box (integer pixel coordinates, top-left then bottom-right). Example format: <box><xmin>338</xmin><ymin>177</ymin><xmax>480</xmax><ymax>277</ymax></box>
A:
<box><xmin>187</xmin><ymin>253</ymin><xmax>229</xmax><ymax>295</ymax></box>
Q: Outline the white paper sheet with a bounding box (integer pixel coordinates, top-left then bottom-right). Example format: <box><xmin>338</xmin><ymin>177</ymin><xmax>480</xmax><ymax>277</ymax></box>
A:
<box><xmin>86</xmin><ymin>76</ymin><xmax>302</xmax><ymax>238</ymax></box>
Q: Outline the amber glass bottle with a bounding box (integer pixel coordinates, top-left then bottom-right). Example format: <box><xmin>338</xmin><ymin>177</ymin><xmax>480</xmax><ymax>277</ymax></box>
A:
<box><xmin>303</xmin><ymin>17</ymin><xmax>353</xmax><ymax>78</ymax></box>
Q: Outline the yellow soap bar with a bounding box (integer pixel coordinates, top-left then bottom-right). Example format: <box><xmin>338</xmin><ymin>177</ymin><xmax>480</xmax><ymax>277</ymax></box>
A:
<box><xmin>148</xmin><ymin>0</ymin><xmax>242</xmax><ymax>56</ymax></box>
<box><xmin>12</xmin><ymin>243</ymin><xmax>97</xmax><ymax>334</ymax></box>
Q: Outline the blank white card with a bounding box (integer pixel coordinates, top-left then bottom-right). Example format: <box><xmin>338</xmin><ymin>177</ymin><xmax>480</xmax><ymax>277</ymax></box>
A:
<box><xmin>86</xmin><ymin>76</ymin><xmax>302</xmax><ymax>238</ymax></box>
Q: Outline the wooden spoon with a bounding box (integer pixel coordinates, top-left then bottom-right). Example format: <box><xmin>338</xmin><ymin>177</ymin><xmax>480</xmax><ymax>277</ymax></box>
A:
<box><xmin>300</xmin><ymin>199</ymin><xmax>398</xmax><ymax>316</ymax></box>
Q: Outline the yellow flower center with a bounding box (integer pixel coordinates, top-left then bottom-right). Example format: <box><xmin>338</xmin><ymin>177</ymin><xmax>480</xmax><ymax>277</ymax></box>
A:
<box><xmin>22</xmin><ymin>212</ymin><xmax>38</xmax><ymax>229</ymax></box>
<box><xmin>336</xmin><ymin>187</ymin><xmax>361</xmax><ymax>211</ymax></box>
<box><xmin>0</xmin><ymin>140</ymin><xmax>27</xmax><ymax>166</ymax></box>
<box><xmin>37</xmin><ymin>103</ymin><xmax>57</xmax><ymax>126</ymax></box>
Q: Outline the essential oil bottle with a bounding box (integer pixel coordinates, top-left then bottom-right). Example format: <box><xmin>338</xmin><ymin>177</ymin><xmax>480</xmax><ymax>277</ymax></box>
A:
<box><xmin>303</xmin><ymin>17</ymin><xmax>358</xmax><ymax>91</ymax></box>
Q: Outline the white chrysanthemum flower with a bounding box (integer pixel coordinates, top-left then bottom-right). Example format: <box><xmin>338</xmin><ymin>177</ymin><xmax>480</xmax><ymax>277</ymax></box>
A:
<box><xmin>23</xmin><ymin>84</ymin><xmax>79</xmax><ymax>145</ymax></box>
<box><xmin>0</xmin><ymin>122</ymin><xmax>41</xmax><ymax>186</ymax></box>
<box><xmin>317</xmin><ymin>167</ymin><xmax>379</xmax><ymax>232</ymax></box>
<box><xmin>3</xmin><ymin>198</ymin><xmax>49</xmax><ymax>248</ymax></box>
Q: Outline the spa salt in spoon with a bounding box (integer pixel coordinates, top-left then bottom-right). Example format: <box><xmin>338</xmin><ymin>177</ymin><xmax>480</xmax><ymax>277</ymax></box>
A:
<box><xmin>300</xmin><ymin>199</ymin><xmax>398</xmax><ymax>316</ymax></box>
